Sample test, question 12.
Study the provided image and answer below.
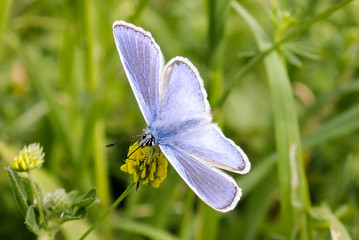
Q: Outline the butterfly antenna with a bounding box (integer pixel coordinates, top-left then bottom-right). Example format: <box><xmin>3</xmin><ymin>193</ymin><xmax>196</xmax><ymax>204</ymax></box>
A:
<box><xmin>127</xmin><ymin>144</ymin><xmax>142</xmax><ymax>159</ymax></box>
<box><xmin>106</xmin><ymin>134</ymin><xmax>143</xmax><ymax>147</ymax></box>
<box><xmin>136</xmin><ymin>180</ymin><xmax>141</xmax><ymax>191</ymax></box>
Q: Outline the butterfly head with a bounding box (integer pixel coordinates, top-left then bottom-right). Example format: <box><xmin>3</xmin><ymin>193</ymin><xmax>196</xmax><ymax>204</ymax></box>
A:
<box><xmin>138</xmin><ymin>128</ymin><xmax>158</xmax><ymax>147</ymax></box>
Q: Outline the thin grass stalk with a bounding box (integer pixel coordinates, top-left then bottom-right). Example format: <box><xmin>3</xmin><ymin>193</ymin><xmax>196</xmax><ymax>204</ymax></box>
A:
<box><xmin>179</xmin><ymin>189</ymin><xmax>195</xmax><ymax>240</ymax></box>
<box><xmin>79</xmin><ymin>182</ymin><xmax>136</xmax><ymax>240</ymax></box>
<box><xmin>93</xmin><ymin>121</ymin><xmax>110</xmax><ymax>207</ymax></box>
<box><xmin>231</xmin><ymin>2</ymin><xmax>311</xmax><ymax>239</ymax></box>
<box><xmin>79</xmin><ymin>0</ymin><xmax>95</xmax><ymax>92</ymax></box>
<box><xmin>242</xmin><ymin>175</ymin><xmax>276</xmax><ymax>240</ymax></box>
<box><xmin>0</xmin><ymin>0</ymin><xmax>12</xmax><ymax>52</ymax></box>
<box><xmin>152</xmin><ymin>170</ymin><xmax>179</xmax><ymax>229</ymax></box>
<box><xmin>55</xmin><ymin>1</ymin><xmax>87</xmax><ymax>192</ymax></box>
<box><xmin>68</xmin><ymin>0</ymin><xmax>92</xmax><ymax>191</ymax></box>
<box><xmin>76</xmin><ymin>0</ymin><xmax>110</xmax><ymax>207</ymax></box>
<box><xmin>196</xmin><ymin>204</ymin><xmax>219</xmax><ymax>240</ymax></box>
<box><xmin>207</xmin><ymin>0</ymin><xmax>227</xmax><ymax>104</ymax></box>
<box><xmin>240</xmin><ymin>103</ymin><xmax>359</xmax><ymax>198</ymax></box>
<box><xmin>195</xmin><ymin>0</ymin><xmax>228</xmax><ymax>239</ymax></box>
<box><xmin>58</xmin><ymin>4</ymin><xmax>75</xmax><ymax>99</ymax></box>
<box><xmin>81</xmin><ymin>86</ymin><xmax>111</xmax><ymax>207</ymax></box>
<box><xmin>55</xmin><ymin>2</ymin><xmax>80</xmax><ymax>185</ymax></box>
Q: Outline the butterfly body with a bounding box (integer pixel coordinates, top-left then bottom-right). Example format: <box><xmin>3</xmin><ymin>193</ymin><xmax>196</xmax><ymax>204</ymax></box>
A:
<box><xmin>113</xmin><ymin>21</ymin><xmax>250</xmax><ymax>212</ymax></box>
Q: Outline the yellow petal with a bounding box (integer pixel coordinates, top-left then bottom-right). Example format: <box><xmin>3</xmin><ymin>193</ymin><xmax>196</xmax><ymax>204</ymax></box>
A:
<box><xmin>134</xmin><ymin>172</ymin><xmax>139</xmax><ymax>182</ymax></box>
<box><xmin>141</xmin><ymin>168</ymin><xmax>146</xmax><ymax>178</ymax></box>
<box><xmin>148</xmin><ymin>171</ymin><xmax>154</xmax><ymax>181</ymax></box>
<box><xmin>21</xmin><ymin>160</ymin><xmax>27</xmax><ymax>170</ymax></box>
<box><xmin>150</xmin><ymin>179</ymin><xmax>160</xmax><ymax>188</ymax></box>
<box><xmin>120</xmin><ymin>164</ymin><xmax>128</xmax><ymax>172</ymax></box>
<box><xmin>127</xmin><ymin>161</ymin><xmax>137</xmax><ymax>174</ymax></box>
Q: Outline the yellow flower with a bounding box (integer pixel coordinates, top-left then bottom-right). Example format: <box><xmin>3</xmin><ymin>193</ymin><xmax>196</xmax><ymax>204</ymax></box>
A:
<box><xmin>121</xmin><ymin>141</ymin><xmax>168</xmax><ymax>189</ymax></box>
<box><xmin>11</xmin><ymin>143</ymin><xmax>45</xmax><ymax>171</ymax></box>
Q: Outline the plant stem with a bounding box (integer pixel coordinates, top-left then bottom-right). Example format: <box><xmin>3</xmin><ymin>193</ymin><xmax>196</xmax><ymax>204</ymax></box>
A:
<box><xmin>78</xmin><ymin>182</ymin><xmax>136</xmax><ymax>240</ymax></box>
<box><xmin>28</xmin><ymin>170</ymin><xmax>45</xmax><ymax>225</ymax></box>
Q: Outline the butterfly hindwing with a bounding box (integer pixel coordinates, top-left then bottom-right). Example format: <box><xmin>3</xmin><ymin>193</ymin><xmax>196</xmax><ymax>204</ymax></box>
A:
<box><xmin>157</xmin><ymin>57</ymin><xmax>250</xmax><ymax>173</ymax></box>
<box><xmin>164</xmin><ymin>123</ymin><xmax>250</xmax><ymax>173</ymax></box>
<box><xmin>159</xmin><ymin>144</ymin><xmax>241</xmax><ymax>212</ymax></box>
<box><xmin>159</xmin><ymin>57</ymin><xmax>211</xmax><ymax>122</ymax></box>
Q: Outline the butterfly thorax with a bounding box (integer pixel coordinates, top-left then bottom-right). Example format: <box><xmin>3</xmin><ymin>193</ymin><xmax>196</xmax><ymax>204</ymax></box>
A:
<box><xmin>144</xmin><ymin>115</ymin><xmax>211</xmax><ymax>146</ymax></box>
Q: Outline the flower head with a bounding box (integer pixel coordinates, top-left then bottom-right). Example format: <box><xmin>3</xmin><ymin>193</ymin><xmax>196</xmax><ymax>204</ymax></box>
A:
<box><xmin>121</xmin><ymin>141</ymin><xmax>168</xmax><ymax>189</ymax></box>
<box><xmin>43</xmin><ymin>189</ymin><xmax>72</xmax><ymax>215</ymax></box>
<box><xmin>11</xmin><ymin>143</ymin><xmax>45</xmax><ymax>171</ymax></box>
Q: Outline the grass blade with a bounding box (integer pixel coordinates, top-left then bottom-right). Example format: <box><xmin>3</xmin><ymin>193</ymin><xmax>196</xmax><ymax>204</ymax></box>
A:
<box><xmin>0</xmin><ymin>0</ymin><xmax>12</xmax><ymax>52</ymax></box>
<box><xmin>231</xmin><ymin>2</ymin><xmax>311</xmax><ymax>239</ymax></box>
<box><xmin>106</xmin><ymin>219</ymin><xmax>179</xmax><ymax>240</ymax></box>
<box><xmin>310</xmin><ymin>205</ymin><xmax>351</xmax><ymax>240</ymax></box>
<box><xmin>196</xmin><ymin>0</ymin><xmax>229</xmax><ymax>239</ymax></box>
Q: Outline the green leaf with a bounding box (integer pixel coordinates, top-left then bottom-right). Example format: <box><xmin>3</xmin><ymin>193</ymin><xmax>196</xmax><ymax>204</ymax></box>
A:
<box><xmin>283</xmin><ymin>48</ymin><xmax>303</xmax><ymax>67</ymax></box>
<box><xmin>83</xmin><ymin>188</ymin><xmax>97</xmax><ymax>199</ymax></box>
<box><xmin>63</xmin><ymin>189</ymin><xmax>96</xmax><ymax>223</ymax></box>
<box><xmin>309</xmin><ymin>206</ymin><xmax>351</xmax><ymax>240</ymax></box>
<box><xmin>60</xmin><ymin>214</ymin><xmax>84</xmax><ymax>224</ymax></box>
<box><xmin>285</xmin><ymin>42</ymin><xmax>320</xmax><ymax>60</ymax></box>
<box><xmin>7</xmin><ymin>168</ymin><xmax>31</xmax><ymax>215</ymax></box>
<box><xmin>72</xmin><ymin>189</ymin><xmax>96</xmax><ymax>209</ymax></box>
<box><xmin>25</xmin><ymin>205</ymin><xmax>40</xmax><ymax>235</ymax></box>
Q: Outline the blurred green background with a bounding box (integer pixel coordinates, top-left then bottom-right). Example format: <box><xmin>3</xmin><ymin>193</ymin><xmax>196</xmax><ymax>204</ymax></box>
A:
<box><xmin>1</xmin><ymin>0</ymin><xmax>358</xmax><ymax>239</ymax></box>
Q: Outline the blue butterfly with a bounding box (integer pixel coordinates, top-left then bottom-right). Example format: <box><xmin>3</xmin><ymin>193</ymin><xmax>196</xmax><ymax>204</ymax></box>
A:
<box><xmin>113</xmin><ymin>21</ymin><xmax>250</xmax><ymax>212</ymax></box>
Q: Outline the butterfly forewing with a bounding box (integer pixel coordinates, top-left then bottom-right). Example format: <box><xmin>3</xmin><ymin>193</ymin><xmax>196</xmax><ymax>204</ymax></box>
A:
<box><xmin>113</xmin><ymin>21</ymin><xmax>164</xmax><ymax>125</ymax></box>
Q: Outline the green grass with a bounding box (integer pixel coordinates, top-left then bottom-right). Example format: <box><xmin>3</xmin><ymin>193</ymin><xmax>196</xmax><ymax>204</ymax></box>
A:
<box><xmin>1</xmin><ymin>0</ymin><xmax>359</xmax><ymax>239</ymax></box>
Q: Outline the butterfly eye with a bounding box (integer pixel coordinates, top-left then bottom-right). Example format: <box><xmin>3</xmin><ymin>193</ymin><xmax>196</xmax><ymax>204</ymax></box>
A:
<box><xmin>139</xmin><ymin>133</ymin><xmax>155</xmax><ymax>147</ymax></box>
<box><xmin>146</xmin><ymin>138</ymin><xmax>153</xmax><ymax>147</ymax></box>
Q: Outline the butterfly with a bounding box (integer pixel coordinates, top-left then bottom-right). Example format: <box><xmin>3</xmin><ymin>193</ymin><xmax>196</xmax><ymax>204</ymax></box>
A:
<box><xmin>112</xmin><ymin>20</ymin><xmax>250</xmax><ymax>212</ymax></box>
